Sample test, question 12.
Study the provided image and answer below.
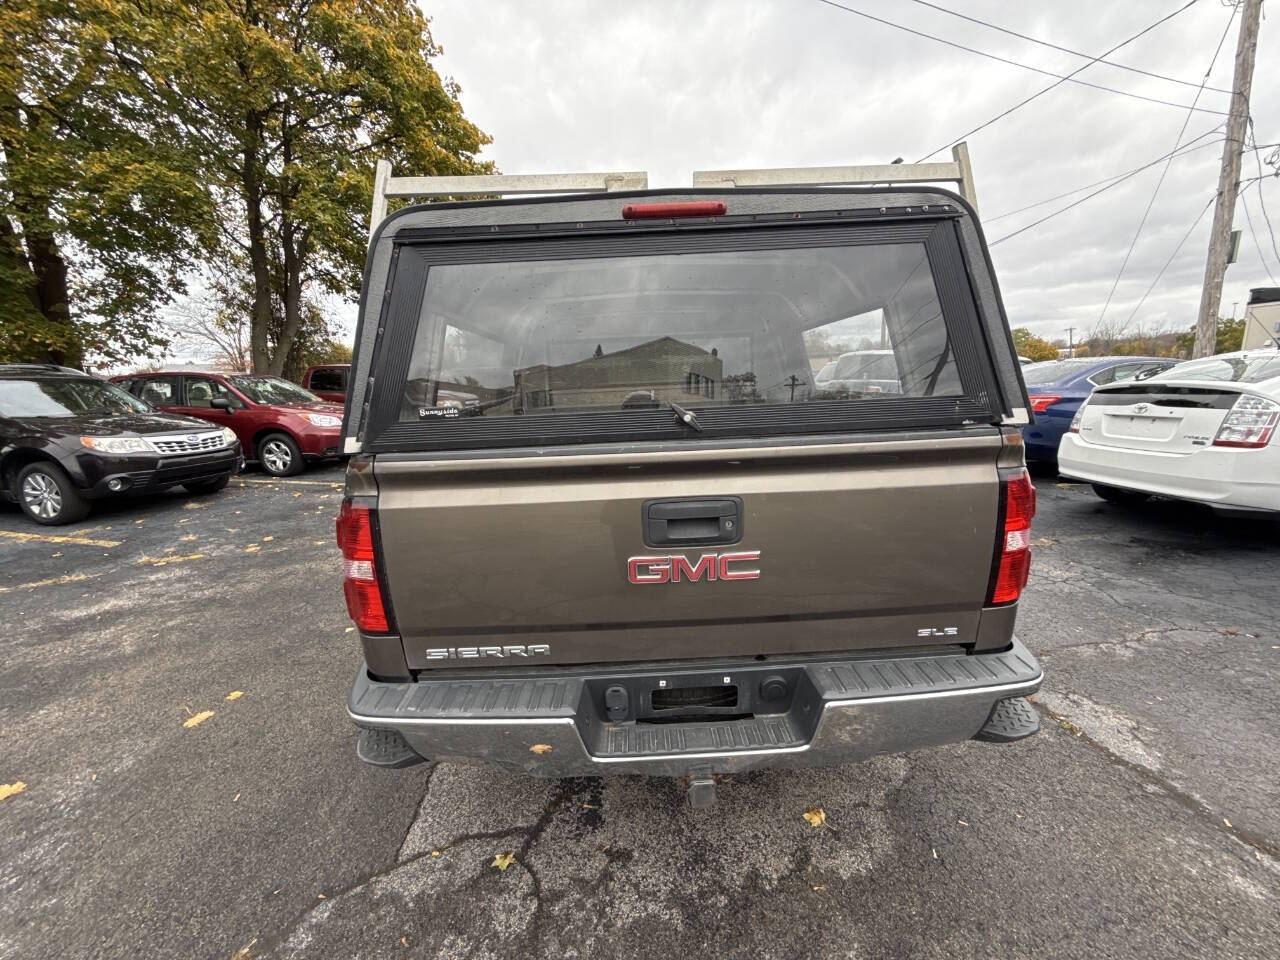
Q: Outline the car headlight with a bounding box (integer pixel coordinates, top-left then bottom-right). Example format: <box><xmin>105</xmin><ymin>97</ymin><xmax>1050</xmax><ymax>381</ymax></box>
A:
<box><xmin>299</xmin><ymin>413</ymin><xmax>341</xmax><ymax>427</ymax></box>
<box><xmin>220</xmin><ymin>426</ymin><xmax>237</xmax><ymax>446</ymax></box>
<box><xmin>80</xmin><ymin>436</ymin><xmax>152</xmax><ymax>454</ymax></box>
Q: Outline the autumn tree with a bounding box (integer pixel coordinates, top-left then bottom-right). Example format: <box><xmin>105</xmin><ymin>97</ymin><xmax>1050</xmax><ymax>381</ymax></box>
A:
<box><xmin>138</xmin><ymin>0</ymin><xmax>491</xmax><ymax>374</ymax></box>
<box><xmin>1</xmin><ymin>0</ymin><xmax>210</xmax><ymax>367</ymax></box>
<box><xmin>1009</xmin><ymin>327</ymin><xmax>1059</xmax><ymax>362</ymax></box>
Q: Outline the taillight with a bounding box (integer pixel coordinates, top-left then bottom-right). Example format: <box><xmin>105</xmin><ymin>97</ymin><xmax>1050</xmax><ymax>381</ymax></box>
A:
<box><xmin>336</xmin><ymin>499</ymin><xmax>392</xmax><ymax>633</ymax></box>
<box><xmin>1068</xmin><ymin>402</ymin><xmax>1086</xmax><ymax>433</ymax></box>
<box><xmin>1212</xmin><ymin>394</ymin><xmax>1279</xmax><ymax>448</ymax></box>
<box><xmin>987</xmin><ymin>469</ymin><xmax>1035</xmax><ymax>606</ymax></box>
<box><xmin>1028</xmin><ymin>394</ymin><xmax>1061</xmax><ymax>414</ymax></box>
<box><xmin>622</xmin><ymin>201</ymin><xmax>727</xmax><ymax>220</ymax></box>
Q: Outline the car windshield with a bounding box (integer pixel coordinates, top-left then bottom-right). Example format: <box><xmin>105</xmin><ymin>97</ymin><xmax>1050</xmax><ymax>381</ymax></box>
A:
<box><xmin>1021</xmin><ymin>358</ymin><xmax>1099</xmax><ymax>386</ymax></box>
<box><xmin>0</xmin><ymin>376</ymin><xmax>151</xmax><ymax>417</ymax></box>
<box><xmin>1152</xmin><ymin>353</ymin><xmax>1280</xmax><ymax>384</ymax></box>
<box><xmin>228</xmin><ymin>376</ymin><xmax>319</xmax><ymax>404</ymax></box>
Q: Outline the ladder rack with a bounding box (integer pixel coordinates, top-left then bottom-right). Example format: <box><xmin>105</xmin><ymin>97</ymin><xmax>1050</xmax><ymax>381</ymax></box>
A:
<box><xmin>368</xmin><ymin>143</ymin><xmax>977</xmax><ymax>239</ymax></box>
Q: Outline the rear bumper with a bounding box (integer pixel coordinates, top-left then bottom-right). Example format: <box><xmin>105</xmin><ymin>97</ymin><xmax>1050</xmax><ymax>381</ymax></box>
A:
<box><xmin>1058</xmin><ymin>433</ymin><xmax>1280</xmax><ymax>512</ymax></box>
<box><xmin>347</xmin><ymin>639</ymin><xmax>1042</xmax><ymax>776</ymax></box>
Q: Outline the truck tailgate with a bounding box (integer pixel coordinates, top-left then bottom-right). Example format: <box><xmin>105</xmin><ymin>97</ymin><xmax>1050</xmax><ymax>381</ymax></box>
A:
<box><xmin>375</xmin><ymin>430</ymin><xmax>1001</xmax><ymax>668</ymax></box>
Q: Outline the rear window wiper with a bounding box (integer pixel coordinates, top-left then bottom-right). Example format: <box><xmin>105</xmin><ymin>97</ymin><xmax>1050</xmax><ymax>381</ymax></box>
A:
<box><xmin>669</xmin><ymin>401</ymin><xmax>703</xmax><ymax>432</ymax></box>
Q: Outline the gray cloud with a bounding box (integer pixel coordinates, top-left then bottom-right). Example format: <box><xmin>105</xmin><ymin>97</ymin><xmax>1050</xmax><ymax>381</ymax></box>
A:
<box><xmin>421</xmin><ymin>0</ymin><xmax>1279</xmax><ymax>343</ymax></box>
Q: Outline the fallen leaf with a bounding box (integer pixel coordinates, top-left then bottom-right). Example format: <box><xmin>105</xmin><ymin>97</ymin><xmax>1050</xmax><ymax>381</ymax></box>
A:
<box><xmin>1224</xmin><ymin>817</ymin><xmax>1232</xmax><ymax>828</ymax></box>
<box><xmin>51</xmin><ymin>551</ymin><xmax>62</xmax><ymax>558</ymax></box>
<box><xmin>401</xmin><ymin>936</ymin><xmax>409</xmax><ymax>947</ymax></box>
<box><xmin>231</xmin><ymin>937</ymin><xmax>257</xmax><ymax>960</ymax></box>
<box><xmin>262</xmin><ymin>535</ymin><xmax>274</xmax><ymax>542</ymax></box>
<box><xmin>811</xmin><ymin>883</ymin><xmax>827</xmax><ymax>892</ymax></box>
<box><xmin>932</xmin><ymin>848</ymin><xmax>938</xmax><ymax>860</ymax></box>
<box><xmin>244</xmin><ymin>545</ymin><xmax>259</xmax><ymax>553</ymax></box>
<box><xmin>233</xmin><ymin>793</ymin><xmax>240</xmax><ymax>802</ymax></box>
<box><xmin>293</xmin><ymin>492</ymin><xmax>302</xmax><ymax>498</ymax></box>
<box><xmin>431</xmin><ymin>850</ymin><xmax>441</xmax><ymax>857</ymax></box>
<box><xmin>957</xmin><ymin>819</ymin><xmax>969</xmax><ymax>826</ymax></box>
<box><xmin>0</xmin><ymin>781</ymin><xmax>27</xmax><ymax>802</ymax></box>
<box><xmin>317</xmin><ymin>891</ymin><xmax>326</xmax><ymax>899</ymax></box>
<box><xmin>582</xmin><ymin>803</ymin><xmax>596</xmax><ymax>810</ymax></box>
<box><xmin>802</xmin><ymin>807</ymin><xmax>826</xmax><ymax>828</ymax></box>
<box><xmin>492</xmin><ymin>852</ymin><xmax>516</xmax><ymax>872</ymax></box>
<box><xmin>344</xmin><ymin>626</ymin><xmax>354</xmax><ymax>633</ymax></box>
<box><xmin>529</xmin><ymin>743</ymin><xmax>553</xmax><ymax>755</ymax></box>
<box><xmin>225</xmin><ymin>691</ymin><xmax>244</xmax><ymax>701</ymax></box>
<box><xmin>1033</xmin><ymin>537</ymin><xmax>1058</xmax><ymax>547</ymax></box>
<box><xmin>313</xmin><ymin>540</ymin><xmax>327</xmax><ymax>546</ymax></box>
<box><xmin>183</xmin><ymin>710</ymin><xmax>215</xmax><ymax>729</ymax></box>
<box><xmin>177</xmin><ymin>518</ymin><xmax>189</xmax><ymax>524</ymax></box>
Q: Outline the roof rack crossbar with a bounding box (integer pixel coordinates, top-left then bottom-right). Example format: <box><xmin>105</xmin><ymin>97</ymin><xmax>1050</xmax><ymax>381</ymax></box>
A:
<box><xmin>691</xmin><ymin>143</ymin><xmax>978</xmax><ymax>210</ymax></box>
<box><xmin>367</xmin><ymin>142</ymin><xmax>977</xmax><ymax>242</ymax></box>
<box><xmin>368</xmin><ymin>162</ymin><xmax>648</xmax><ymax>239</ymax></box>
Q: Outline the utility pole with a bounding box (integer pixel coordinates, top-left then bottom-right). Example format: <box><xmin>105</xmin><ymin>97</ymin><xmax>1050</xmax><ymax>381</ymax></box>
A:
<box><xmin>1066</xmin><ymin>326</ymin><xmax>1075</xmax><ymax>358</ymax></box>
<box><xmin>1193</xmin><ymin>0</ymin><xmax>1263</xmax><ymax>358</ymax></box>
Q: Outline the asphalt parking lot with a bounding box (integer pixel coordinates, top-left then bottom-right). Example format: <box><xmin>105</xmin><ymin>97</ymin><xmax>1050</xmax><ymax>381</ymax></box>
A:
<box><xmin>2</xmin><ymin>465</ymin><xmax>1278</xmax><ymax>960</ymax></box>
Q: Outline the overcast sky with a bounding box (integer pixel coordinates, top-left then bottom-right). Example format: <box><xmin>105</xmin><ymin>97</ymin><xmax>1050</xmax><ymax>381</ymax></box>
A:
<box><xmin>420</xmin><ymin>0</ymin><xmax>1280</xmax><ymax>344</ymax></box>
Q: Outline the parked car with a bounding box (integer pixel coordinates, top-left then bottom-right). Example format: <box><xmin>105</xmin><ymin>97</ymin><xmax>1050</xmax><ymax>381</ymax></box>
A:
<box><xmin>1058</xmin><ymin>348</ymin><xmax>1280</xmax><ymax>514</ymax></box>
<box><xmin>1021</xmin><ymin>356</ymin><xmax>1175</xmax><ymax>465</ymax></box>
<box><xmin>338</xmin><ymin>186</ymin><xmax>1042</xmax><ymax>806</ymax></box>
<box><xmin>812</xmin><ymin>349</ymin><xmax>903</xmax><ymax>396</ymax></box>
<box><xmin>1</xmin><ymin>365</ymin><xmax>241</xmax><ymax>525</ymax></box>
<box><xmin>300</xmin><ymin>364</ymin><xmax>349</xmax><ymax>404</ymax></box>
<box><xmin>113</xmin><ymin>371</ymin><xmax>343</xmax><ymax>477</ymax></box>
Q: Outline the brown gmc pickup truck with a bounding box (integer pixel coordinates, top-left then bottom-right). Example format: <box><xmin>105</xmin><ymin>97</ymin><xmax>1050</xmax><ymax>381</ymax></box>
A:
<box><xmin>338</xmin><ymin>186</ymin><xmax>1041</xmax><ymax>806</ymax></box>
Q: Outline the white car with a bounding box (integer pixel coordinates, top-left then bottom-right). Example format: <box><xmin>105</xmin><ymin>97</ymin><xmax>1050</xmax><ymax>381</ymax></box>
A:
<box><xmin>813</xmin><ymin>349</ymin><xmax>902</xmax><ymax>396</ymax></box>
<box><xmin>1058</xmin><ymin>349</ymin><xmax>1280</xmax><ymax>514</ymax></box>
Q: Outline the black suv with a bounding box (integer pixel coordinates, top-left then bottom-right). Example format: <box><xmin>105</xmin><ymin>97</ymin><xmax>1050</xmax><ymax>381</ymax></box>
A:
<box><xmin>0</xmin><ymin>365</ymin><xmax>243</xmax><ymax>525</ymax></box>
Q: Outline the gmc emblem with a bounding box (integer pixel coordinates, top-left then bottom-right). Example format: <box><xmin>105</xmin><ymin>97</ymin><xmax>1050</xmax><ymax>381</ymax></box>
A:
<box><xmin>627</xmin><ymin>551</ymin><xmax>761</xmax><ymax>584</ymax></box>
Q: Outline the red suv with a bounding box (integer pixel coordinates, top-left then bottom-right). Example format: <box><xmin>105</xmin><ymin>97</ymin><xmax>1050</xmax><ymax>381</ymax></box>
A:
<box><xmin>300</xmin><ymin>364</ymin><xmax>349</xmax><ymax>404</ymax></box>
<box><xmin>114</xmin><ymin>371</ymin><xmax>344</xmax><ymax>476</ymax></box>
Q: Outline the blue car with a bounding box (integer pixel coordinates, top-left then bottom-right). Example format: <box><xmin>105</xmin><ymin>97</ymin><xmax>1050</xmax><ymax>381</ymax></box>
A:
<box><xmin>1021</xmin><ymin>356</ymin><xmax>1176</xmax><ymax>464</ymax></box>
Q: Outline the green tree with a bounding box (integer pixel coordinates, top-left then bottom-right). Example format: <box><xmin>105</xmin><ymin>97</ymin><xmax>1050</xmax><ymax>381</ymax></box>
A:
<box><xmin>1</xmin><ymin>0</ymin><xmax>210</xmax><ymax>367</ymax></box>
<box><xmin>1173</xmin><ymin>317</ymin><xmax>1244</xmax><ymax>358</ymax></box>
<box><xmin>1009</xmin><ymin>327</ymin><xmax>1059</xmax><ymax>362</ymax></box>
<box><xmin>141</xmin><ymin>0</ymin><xmax>491</xmax><ymax>374</ymax></box>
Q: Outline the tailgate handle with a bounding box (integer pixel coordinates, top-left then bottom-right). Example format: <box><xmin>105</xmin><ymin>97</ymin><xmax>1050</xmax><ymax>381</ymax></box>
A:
<box><xmin>643</xmin><ymin>498</ymin><xmax>743</xmax><ymax>547</ymax></box>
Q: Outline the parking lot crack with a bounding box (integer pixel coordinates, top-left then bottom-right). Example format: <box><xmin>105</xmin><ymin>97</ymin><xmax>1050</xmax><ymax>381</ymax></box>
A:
<box><xmin>1041</xmin><ymin>626</ymin><xmax>1196</xmax><ymax>655</ymax></box>
<box><xmin>1030</xmin><ymin>699</ymin><xmax>1280</xmax><ymax>863</ymax></box>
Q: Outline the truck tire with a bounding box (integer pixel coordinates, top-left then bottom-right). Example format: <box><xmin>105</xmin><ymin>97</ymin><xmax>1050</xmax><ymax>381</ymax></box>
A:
<box><xmin>258</xmin><ymin>433</ymin><xmax>304</xmax><ymax>477</ymax></box>
<box><xmin>1092</xmin><ymin>483</ymin><xmax>1149</xmax><ymax>507</ymax></box>
<box><xmin>16</xmin><ymin>461</ymin><xmax>91</xmax><ymax>526</ymax></box>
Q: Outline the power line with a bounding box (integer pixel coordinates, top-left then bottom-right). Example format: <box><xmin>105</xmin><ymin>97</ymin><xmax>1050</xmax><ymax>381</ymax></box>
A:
<box><xmin>1094</xmin><ymin>3</ymin><xmax>1239</xmax><ymax>331</ymax></box>
<box><xmin>810</xmin><ymin>0</ymin><xmax>1228</xmax><ymax>153</ymax></box>
<box><xmin>985</xmin><ymin>128</ymin><xmax>1224</xmax><ymax>222</ymax></box>
<box><xmin>909</xmin><ymin>0</ymin><xmax>1216</xmax><ymax>162</ymax></box>
<box><xmin>988</xmin><ymin>129</ymin><xmax>1223</xmax><ymax>244</ymax></box>
<box><xmin>900</xmin><ymin>0</ymin><xmax>1233</xmax><ymax>95</ymax></box>
<box><xmin>1122</xmin><ymin>195</ymin><xmax>1216</xmax><ymax>326</ymax></box>
<box><xmin>1239</xmin><ymin>181</ymin><xmax>1278</xmax><ymax>283</ymax></box>
<box><xmin>1246</xmin><ymin>119</ymin><xmax>1280</xmax><ymax>269</ymax></box>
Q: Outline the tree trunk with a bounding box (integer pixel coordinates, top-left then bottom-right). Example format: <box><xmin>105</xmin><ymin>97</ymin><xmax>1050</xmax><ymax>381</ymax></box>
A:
<box><xmin>1</xmin><ymin>210</ymin><xmax>81</xmax><ymax>366</ymax></box>
<box><xmin>243</xmin><ymin>113</ymin><xmax>273</xmax><ymax>373</ymax></box>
